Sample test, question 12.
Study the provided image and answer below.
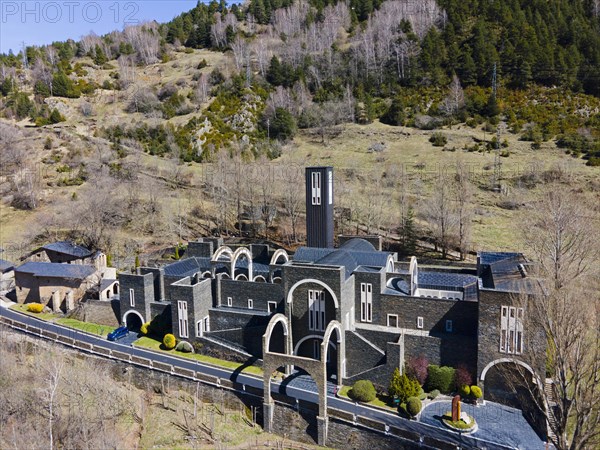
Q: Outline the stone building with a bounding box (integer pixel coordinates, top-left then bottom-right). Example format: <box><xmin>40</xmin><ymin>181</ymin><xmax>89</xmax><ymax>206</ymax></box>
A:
<box><xmin>14</xmin><ymin>262</ymin><xmax>98</xmax><ymax>311</ymax></box>
<box><xmin>118</xmin><ymin>167</ymin><xmax>545</xmax><ymax>409</ymax></box>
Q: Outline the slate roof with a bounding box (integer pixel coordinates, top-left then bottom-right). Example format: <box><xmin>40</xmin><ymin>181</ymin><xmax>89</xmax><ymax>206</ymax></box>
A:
<box><xmin>478</xmin><ymin>252</ymin><xmax>532</xmax><ymax>293</ymax></box>
<box><xmin>42</xmin><ymin>241</ymin><xmax>93</xmax><ymax>259</ymax></box>
<box><xmin>100</xmin><ymin>279</ymin><xmax>117</xmax><ymax>292</ymax></box>
<box><xmin>0</xmin><ymin>259</ymin><xmax>14</xmax><ymax>273</ymax></box>
<box><xmin>292</xmin><ymin>238</ymin><xmax>393</xmax><ymax>278</ymax></box>
<box><xmin>163</xmin><ymin>256</ymin><xmax>270</xmax><ymax>279</ymax></box>
<box><xmin>16</xmin><ymin>262</ymin><xmax>95</xmax><ymax>279</ymax></box>
<box><xmin>419</xmin><ymin>272</ymin><xmax>478</xmax><ymax>289</ymax></box>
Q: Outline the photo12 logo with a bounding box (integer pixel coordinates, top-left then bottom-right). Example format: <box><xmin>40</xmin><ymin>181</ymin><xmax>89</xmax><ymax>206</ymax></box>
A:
<box><xmin>1</xmin><ymin>1</ymin><xmax>139</xmax><ymax>25</ymax></box>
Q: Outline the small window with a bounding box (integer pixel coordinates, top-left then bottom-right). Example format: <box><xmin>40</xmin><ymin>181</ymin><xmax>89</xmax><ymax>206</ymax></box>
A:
<box><xmin>248</xmin><ymin>299</ymin><xmax>253</xmax><ymax>309</ymax></box>
<box><xmin>387</xmin><ymin>314</ymin><xmax>398</xmax><ymax>328</ymax></box>
<box><xmin>417</xmin><ymin>316</ymin><xmax>424</xmax><ymax>329</ymax></box>
<box><xmin>196</xmin><ymin>320</ymin><xmax>202</xmax><ymax>337</ymax></box>
<box><xmin>445</xmin><ymin>320</ymin><xmax>453</xmax><ymax>333</ymax></box>
<box><xmin>268</xmin><ymin>301</ymin><xmax>277</xmax><ymax>314</ymax></box>
<box><xmin>227</xmin><ymin>296</ymin><xmax>232</xmax><ymax>307</ymax></box>
<box><xmin>129</xmin><ymin>288</ymin><xmax>135</xmax><ymax>307</ymax></box>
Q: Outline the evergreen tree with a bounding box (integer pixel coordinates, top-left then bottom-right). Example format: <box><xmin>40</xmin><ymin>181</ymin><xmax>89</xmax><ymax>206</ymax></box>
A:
<box><xmin>93</xmin><ymin>44</ymin><xmax>107</xmax><ymax>65</ymax></box>
<box><xmin>400</xmin><ymin>207</ymin><xmax>417</xmax><ymax>255</ymax></box>
<box><xmin>380</xmin><ymin>96</ymin><xmax>406</xmax><ymax>126</ymax></box>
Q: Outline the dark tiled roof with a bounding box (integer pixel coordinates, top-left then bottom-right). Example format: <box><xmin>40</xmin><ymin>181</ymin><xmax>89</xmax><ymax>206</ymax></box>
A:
<box><xmin>163</xmin><ymin>257</ymin><xmax>211</xmax><ymax>278</ymax></box>
<box><xmin>293</xmin><ymin>247</ymin><xmax>335</xmax><ymax>262</ymax></box>
<box><xmin>293</xmin><ymin>242</ymin><xmax>393</xmax><ymax>279</ymax></box>
<box><xmin>100</xmin><ymin>279</ymin><xmax>117</xmax><ymax>291</ymax></box>
<box><xmin>340</xmin><ymin>238</ymin><xmax>376</xmax><ymax>253</ymax></box>
<box><xmin>478</xmin><ymin>252</ymin><xmax>530</xmax><ymax>292</ymax></box>
<box><xmin>0</xmin><ymin>259</ymin><xmax>14</xmax><ymax>272</ymax></box>
<box><xmin>16</xmin><ymin>262</ymin><xmax>95</xmax><ymax>279</ymax></box>
<box><xmin>419</xmin><ymin>271</ymin><xmax>478</xmax><ymax>289</ymax></box>
<box><xmin>42</xmin><ymin>241</ymin><xmax>93</xmax><ymax>258</ymax></box>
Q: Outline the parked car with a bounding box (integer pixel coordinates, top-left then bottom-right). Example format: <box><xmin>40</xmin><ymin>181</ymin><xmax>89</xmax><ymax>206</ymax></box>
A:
<box><xmin>107</xmin><ymin>326</ymin><xmax>129</xmax><ymax>341</ymax></box>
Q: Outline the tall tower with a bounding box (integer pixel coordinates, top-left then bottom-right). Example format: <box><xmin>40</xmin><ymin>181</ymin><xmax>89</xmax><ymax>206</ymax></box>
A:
<box><xmin>305</xmin><ymin>166</ymin><xmax>334</xmax><ymax>248</ymax></box>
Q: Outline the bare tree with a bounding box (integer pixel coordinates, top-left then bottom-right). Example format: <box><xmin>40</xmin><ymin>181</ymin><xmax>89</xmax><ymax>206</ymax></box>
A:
<box><xmin>512</xmin><ymin>186</ymin><xmax>600</xmax><ymax>450</ymax></box>
<box><xmin>118</xmin><ymin>55</ymin><xmax>137</xmax><ymax>89</ymax></box>
<box><xmin>194</xmin><ymin>73</ymin><xmax>209</xmax><ymax>105</ymax></box>
<box><xmin>440</xmin><ymin>74</ymin><xmax>465</xmax><ymax>119</ymax></box>
<box><xmin>40</xmin><ymin>350</ymin><xmax>65</xmax><ymax>450</ymax></box>
<box><xmin>453</xmin><ymin>159</ymin><xmax>472</xmax><ymax>260</ymax></box>
<box><xmin>423</xmin><ymin>174</ymin><xmax>457</xmax><ymax>259</ymax></box>
<box><xmin>278</xmin><ymin>162</ymin><xmax>305</xmax><ymax>243</ymax></box>
<box><xmin>32</xmin><ymin>58</ymin><xmax>53</xmax><ymax>96</ymax></box>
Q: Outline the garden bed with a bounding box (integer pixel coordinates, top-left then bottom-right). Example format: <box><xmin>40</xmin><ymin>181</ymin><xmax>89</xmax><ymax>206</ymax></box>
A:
<box><xmin>441</xmin><ymin>412</ymin><xmax>478</xmax><ymax>434</ymax></box>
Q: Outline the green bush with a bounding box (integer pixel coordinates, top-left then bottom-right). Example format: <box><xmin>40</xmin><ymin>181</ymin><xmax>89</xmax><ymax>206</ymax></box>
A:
<box><xmin>388</xmin><ymin>368</ymin><xmax>420</xmax><ymax>403</ymax></box>
<box><xmin>27</xmin><ymin>303</ymin><xmax>44</xmax><ymax>313</ymax></box>
<box><xmin>425</xmin><ymin>365</ymin><xmax>456</xmax><ymax>394</ymax></box>
<box><xmin>459</xmin><ymin>385</ymin><xmax>471</xmax><ymax>397</ymax></box>
<box><xmin>140</xmin><ymin>322</ymin><xmax>151</xmax><ymax>335</ymax></box>
<box><xmin>406</xmin><ymin>397</ymin><xmax>422</xmax><ymax>417</ymax></box>
<box><xmin>176</xmin><ymin>341</ymin><xmax>194</xmax><ymax>353</ymax></box>
<box><xmin>350</xmin><ymin>380</ymin><xmax>376</xmax><ymax>403</ymax></box>
<box><xmin>470</xmin><ymin>385</ymin><xmax>482</xmax><ymax>399</ymax></box>
<box><xmin>163</xmin><ymin>333</ymin><xmax>177</xmax><ymax>350</ymax></box>
<box><xmin>428</xmin><ymin>389</ymin><xmax>440</xmax><ymax>399</ymax></box>
<box><xmin>429</xmin><ymin>132</ymin><xmax>448</xmax><ymax>147</ymax></box>
<box><xmin>586</xmin><ymin>157</ymin><xmax>600</xmax><ymax>167</ymax></box>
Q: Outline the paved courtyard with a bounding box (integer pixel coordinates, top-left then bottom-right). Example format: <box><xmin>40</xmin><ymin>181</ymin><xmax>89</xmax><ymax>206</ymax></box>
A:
<box><xmin>420</xmin><ymin>400</ymin><xmax>548</xmax><ymax>449</ymax></box>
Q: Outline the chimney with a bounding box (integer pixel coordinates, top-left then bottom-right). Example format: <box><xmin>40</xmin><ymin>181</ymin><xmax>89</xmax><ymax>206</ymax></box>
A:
<box><xmin>305</xmin><ymin>166</ymin><xmax>334</xmax><ymax>248</ymax></box>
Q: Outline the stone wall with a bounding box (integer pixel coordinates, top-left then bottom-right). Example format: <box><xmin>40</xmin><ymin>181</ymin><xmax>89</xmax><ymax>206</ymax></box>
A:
<box><xmin>220</xmin><ymin>279</ymin><xmax>283</xmax><ymax>312</ymax></box>
<box><xmin>118</xmin><ymin>272</ymin><xmax>155</xmax><ymax>323</ymax></box>
<box><xmin>70</xmin><ymin>299</ymin><xmax>121</xmax><ymax>327</ymax></box>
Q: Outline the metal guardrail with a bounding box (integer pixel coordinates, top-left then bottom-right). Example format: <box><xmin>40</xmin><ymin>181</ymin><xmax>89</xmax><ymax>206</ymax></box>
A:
<box><xmin>0</xmin><ymin>315</ymin><xmax>496</xmax><ymax>449</ymax></box>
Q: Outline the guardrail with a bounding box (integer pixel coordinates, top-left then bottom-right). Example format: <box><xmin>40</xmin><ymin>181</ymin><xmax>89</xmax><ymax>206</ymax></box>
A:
<box><xmin>0</xmin><ymin>314</ymin><xmax>498</xmax><ymax>450</ymax></box>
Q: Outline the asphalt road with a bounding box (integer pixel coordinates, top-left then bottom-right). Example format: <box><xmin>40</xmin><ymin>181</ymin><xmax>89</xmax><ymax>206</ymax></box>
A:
<box><xmin>0</xmin><ymin>307</ymin><xmax>519</xmax><ymax>449</ymax></box>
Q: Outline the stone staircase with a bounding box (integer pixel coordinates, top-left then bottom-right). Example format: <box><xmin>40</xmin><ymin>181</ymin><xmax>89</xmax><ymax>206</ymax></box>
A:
<box><xmin>544</xmin><ymin>378</ymin><xmax>557</xmax><ymax>444</ymax></box>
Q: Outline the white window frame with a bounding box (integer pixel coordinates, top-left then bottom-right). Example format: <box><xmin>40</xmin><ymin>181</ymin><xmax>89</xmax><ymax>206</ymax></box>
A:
<box><xmin>308</xmin><ymin>290</ymin><xmax>325</xmax><ymax>331</ymax></box>
<box><xmin>417</xmin><ymin>316</ymin><xmax>424</xmax><ymax>329</ymax></box>
<box><xmin>248</xmin><ymin>299</ymin><xmax>253</xmax><ymax>309</ymax></box>
<box><xmin>328</xmin><ymin>170</ymin><xmax>333</xmax><ymax>205</ymax></box>
<box><xmin>387</xmin><ymin>314</ymin><xmax>398</xmax><ymax>328</ymax></box>
<box><xmin>227</xmin><ymin>296</ymin><xmax>232</xmax><ymax>307</ymax></box>
<box><xmin>177</xmin><ymin>300</ymin><xmax>189</xmax><ymax>338</ymax></box>
<box><xmin>203</xmin><ymin>316</ymin><xmax>210</xmax><ymax>333</ymax></box>
<box><xmin>500</xmin><ymin>306</ymin><xmax>524</xmax><ymax>354</ymax></box>
<box><xmin>268</xmin><ymin>301</ymin><xmax>277</xmax><ymax>314</ymax></box>
<box><xmin>311</xmin><ymin>172</ymin><xmax>321</xmax><ymax>205</ymax></box>
<box><xmin>129</xmin><ymin>288</ymin><xmax>135</xmax><ymax>307</ymax></box>
<box><xmin>445</xmin><ymin>320</ymin><xmax>453</xmax><ymax>333</ymax></box>
<box><xmin>360</xmin><ymin>283</ymin><xmax>373</xmax><ymax>323</ymax></box>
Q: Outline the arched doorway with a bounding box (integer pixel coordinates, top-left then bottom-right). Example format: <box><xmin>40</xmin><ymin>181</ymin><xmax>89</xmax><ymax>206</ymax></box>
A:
<box><xmin>123</xmin><ymin>310</ymin><xmax>144</xmax><ymax>331</ymax></box>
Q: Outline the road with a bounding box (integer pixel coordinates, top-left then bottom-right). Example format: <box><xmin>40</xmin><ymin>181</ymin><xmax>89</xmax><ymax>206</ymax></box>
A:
<box><xmin>0</xmin><ymin>306</ymin><xmax>518</xmax><ymax>449</ymax></box>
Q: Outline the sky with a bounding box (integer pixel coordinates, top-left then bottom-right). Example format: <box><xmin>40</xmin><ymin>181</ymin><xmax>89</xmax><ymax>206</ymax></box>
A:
<box><xmin>0</xmin><ymin>0</ymin><xmax>199</xmax><ymax>54</ymax></box>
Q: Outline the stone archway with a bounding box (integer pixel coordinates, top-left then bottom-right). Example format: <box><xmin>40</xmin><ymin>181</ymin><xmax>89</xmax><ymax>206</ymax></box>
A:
<box><xmin>232</xmin><ymin>247</ymin><xmax>253</xmax><ymax>281</ymax></box>
<box><xmin>123</xmin><ymin>309</ymin><xmax>144</xmax><ymax>330</ymax></box>
<box><xmin>262</xmin><ymin>315</ymin><xmax>343</xmax><ymax>446</ymax></box>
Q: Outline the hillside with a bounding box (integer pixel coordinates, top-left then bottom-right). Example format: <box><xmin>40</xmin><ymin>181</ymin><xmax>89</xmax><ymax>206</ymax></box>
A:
<box><xmin>1</xmin><ymin>0</ymin><xmax>599</xmax><ymax>265</ymax></box>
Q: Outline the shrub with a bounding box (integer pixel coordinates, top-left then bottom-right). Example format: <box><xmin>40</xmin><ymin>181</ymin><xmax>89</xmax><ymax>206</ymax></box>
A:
<box><xmin>406</xmin><ymin>355</ymin><xmax>429</xmax><ymax>385</ymax></box>
<box><xmin>406</xmin><ymin>397</ymin><xmax>422</xmax><ymax>417</ymax></box>
<box><xmin>27</xmin><ymin>303</ymin><xmax>44</xmax><ymax>313</ymax></box>
<box><xmin>459</xmin><ymin>385</ymin><xmax>471</xmax><ymax>397</ymax></box>
<box><xmin>176</xmin><ymin>341</ymin><xmax>194</xmax><ymax>353</ymax></box>
<box><xmin>351</xmin><ymin>380</ymin><xmax>376</xmax><ymax>403</ymax></box>
<box><xmin>428</xmin><ymin>389</ymin><xmax>440</xmax><ymax>399</ymax></box>
<box><xmin>426</xmin><ymin>365</ymin><xmax>456</xmax><ymax>393</ymax></box>
<box><xmin>140</xmin><ymin>322</ymin><xmax>151</xmax><ymax>335</ymax></box>
<box><xmin>586</xmin><ymin>157</ymin><xmax>600</xmax><ymax>167</ymax></box>
<box><xmin>389</xmin><ymin>368</ymin><xmax>420</xmax><ymax>403</ymax></box>
<box><xmin>429</xmin><ymin>132</ymin><xmax>447</xmax><ymax>147</ymax></box>
<box><xmin>470</xmin><ymin>385</ymin><xmax>482</xmax><ymax>399</ymax></box>
<box><xmin>163</xmin><ymin>333</ymin><xmax>177</xmax><ymax>350</ymax></box>
<box><xmin>454</xmin><ymin>364</ymin><xmax>473</xmax><ymax>390</ymax></box>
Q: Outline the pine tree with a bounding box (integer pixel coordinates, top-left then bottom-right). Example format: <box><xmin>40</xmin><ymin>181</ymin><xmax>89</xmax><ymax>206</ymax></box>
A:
<box><xmin>400</xmin><ymin>207</ymin><xmax>417</xmax><ymax>255</ymax></box>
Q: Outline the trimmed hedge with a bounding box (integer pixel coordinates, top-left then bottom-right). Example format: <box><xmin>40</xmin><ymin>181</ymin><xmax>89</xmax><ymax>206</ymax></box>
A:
<box><xmin>459</xmin><ymin>385</ymin><xmax>471</xmax><ymax>397</ymax></box>
<box><xmin>140</xmin><ymin>322</ymin><xmax>151</xmax><ymax>335</ymax></box>
<box><xmin>351</xmin><ymin>380</ymin><xmax>376</xmax><ymax>402</ymax></box>
<box><xmin>406</xmin><ymin>397</ymin><xmax>422</xmax><ymax>417</ymax></box>
<box><xmin>426</xmin><ymin>365</ymin><xmax>456</xmax><ymax>394</ymax></box>
<box><xmin>27</xmin><ymin>303</ymin><xmax>44</xmax><ymax>313</ymax></box>
<box><xmin>470</xmin><ymin>385</ymin><xmax>482</xmax><ymax>399</ymax></box>
<box><xmin>163</xmin><ymin>333</ymin><xmax>177</xmax><ymax>350</ymax></box>
<box><xmin>428</xmin><ymin>389</ymin><xmax>440</xmax><ymax>399</ymax></box>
